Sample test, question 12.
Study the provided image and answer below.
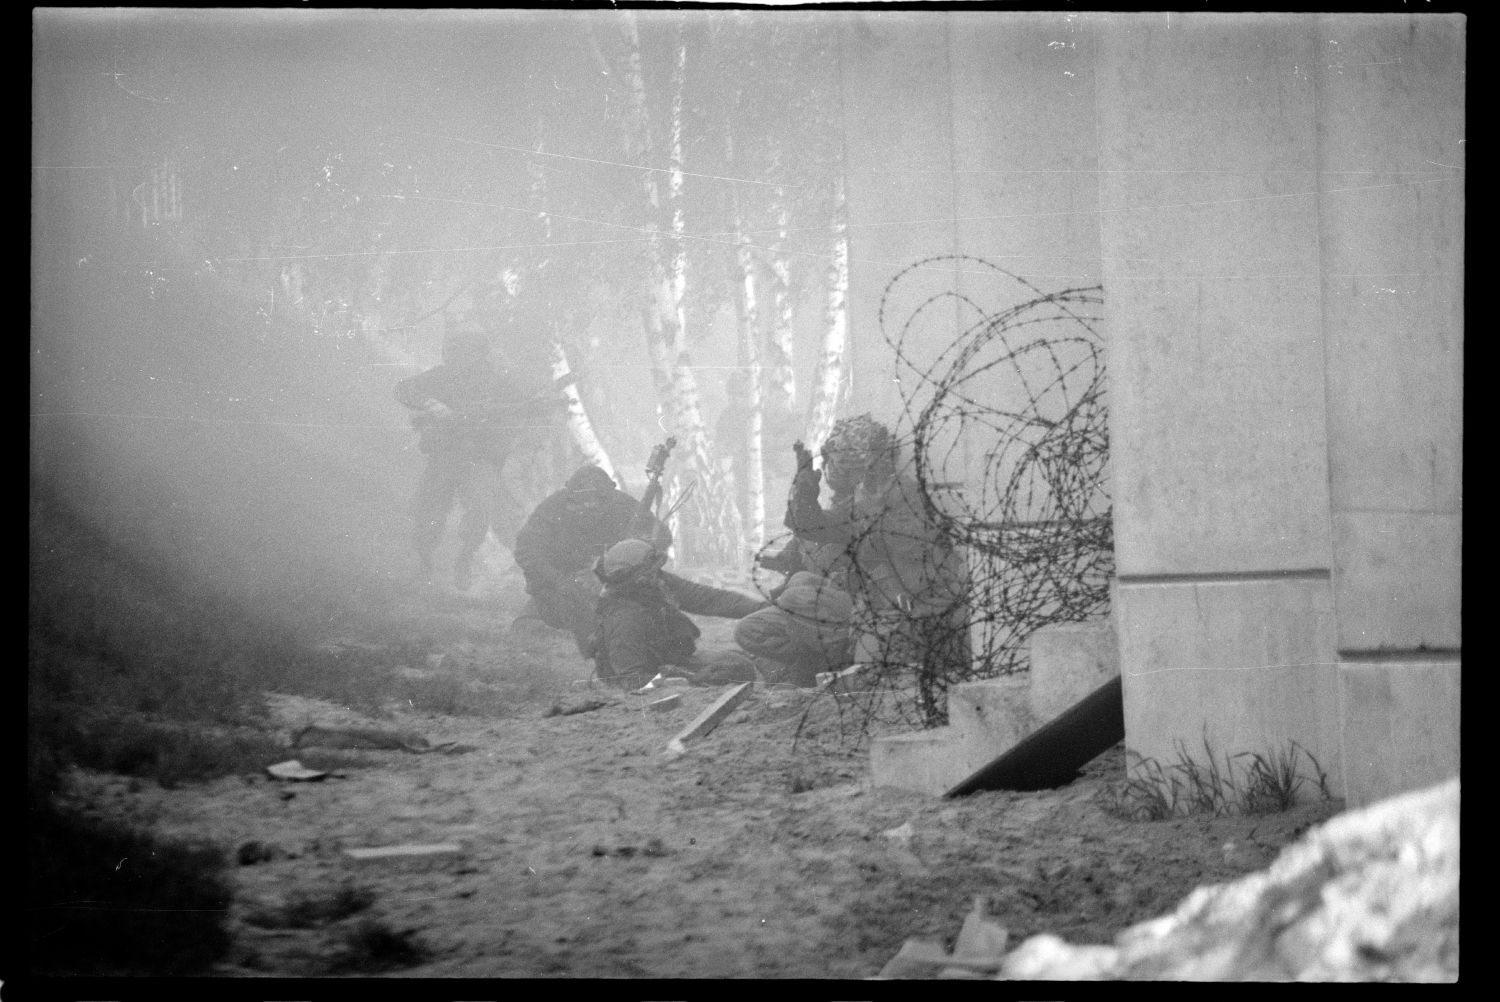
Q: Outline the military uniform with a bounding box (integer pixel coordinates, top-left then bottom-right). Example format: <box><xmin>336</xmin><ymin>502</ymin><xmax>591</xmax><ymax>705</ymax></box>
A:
<box><xmin>395</xmin><ymin>336</ymin><xmax>528</xmax><ymax>588</ymax></box>
<box><xmin>512</xmin><ymin>465</ymin><xmax>671</xmax><ymax>651</ymax></box>
<box><xmin>590</xmin><ymin>540</ymin><xmax>767</xmax><ymax>690</ymax></box>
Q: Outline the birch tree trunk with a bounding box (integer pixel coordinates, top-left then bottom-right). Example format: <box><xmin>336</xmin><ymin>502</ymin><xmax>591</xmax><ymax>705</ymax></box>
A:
<box><xmin>765</xmin><ymin>144</ymin><xmax>798</xmax><ymax>428</ymax></box>
<box><xmin>528</xmin><ymin>132</ymin><xmax>616</xmax><ymax>478</ymax></box>
<box><xmin>805</xmin><ymin>173</ymin><xmax>849</xmax><ymax>454</ymax></box>
<box><xmin>727</xmin><ymin>131</ymin><xmax>766</xmax><ymax>550</ymax></box>
<box><xmin>619</xmin><ymin>16</ymin><xmax>740</xmax><ymax>565</ymax></box>
<box><xmin>549</xmin><ymin>341</ymin><xmax>615</xmax><ymax>479</ymax></box>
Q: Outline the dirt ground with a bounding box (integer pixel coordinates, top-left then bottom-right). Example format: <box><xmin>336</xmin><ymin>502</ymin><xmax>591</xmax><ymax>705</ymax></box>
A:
<box><xmin>55</xmin><ymin>573</ymin><xmax>1345</xmax><ymax>981</ymax></box>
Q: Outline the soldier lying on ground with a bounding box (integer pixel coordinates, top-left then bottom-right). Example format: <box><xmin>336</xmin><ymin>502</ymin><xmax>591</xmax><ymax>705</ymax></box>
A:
<box><xmin>589</xmin><ymin>539</ymin><xmax>767</xmax><ymax>690</ymax></box>
<box><xmin>512</xmin><ymin>464</ymin><xmax>672</xmax><ymax>653</ymax></box>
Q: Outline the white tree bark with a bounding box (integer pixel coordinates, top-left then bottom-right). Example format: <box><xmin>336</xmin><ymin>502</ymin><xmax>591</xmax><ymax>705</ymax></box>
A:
<box><xmin>806</xmin><ymin>173</ymin><xmax>849</xmax><ymax>454</ymax></box>
<box><xmin>619</xmin><ymin>16</ymin><xmax>739</xmax><ymax>564</ymax></box>
<box><xmin>729</xmin><ymin>171</ymin><xmax>767</xmax><ymax>549</ymax></box>
<box><xmin>549</xmin><ymin>341</ymin><xmax>615</xmax><ymax>479</ymax></box>
<box><xmin>765</xmin><ymin>157</ymin><xmax>798</xmax><ymax>422</ymax></box>
<box><xmin>530</xmin><ymin>133</ymin><xmax>615</xmax><ymax>477</ymax></box>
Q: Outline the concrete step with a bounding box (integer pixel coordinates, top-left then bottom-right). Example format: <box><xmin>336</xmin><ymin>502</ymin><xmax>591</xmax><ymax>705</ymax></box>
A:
<box><xmin>1028</xmin><ymin>619</ymin><xmax>1119</xmax><ymax>723</ymax></box>
<box><xmin>870</xmin><ymin>618</ymin><xmax>1120</xmax><ymax>797</ymax></box>
<box><xmin>870</xmin><ymin>727</ymin><xmax>974</xmax><ymax>795</ymax></box>
<box><xmin>872</xmin><ymin>678</ymin><xmax>1041</xmax><ymax>796</ymax></box>
<box><xmin>948</xmin><ymin>674</ymin><xmax>1039</xmax><ymax>763</ymax></box>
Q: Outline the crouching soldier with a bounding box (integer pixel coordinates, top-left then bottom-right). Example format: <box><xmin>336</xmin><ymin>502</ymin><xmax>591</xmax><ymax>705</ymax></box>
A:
<box><xmin>589</xmin><ymin>539</ymin><xmax>767</xmax><ymax>690</ymax></box>
<box><xmin>734</xmin><ymin>570</ymin><xmax>854</xmax><ymax>687</ymax></box>
<box><xmin>513</xmin><ymin>464</ymin><xmax>671</xmax><ymax>653</ymax></box>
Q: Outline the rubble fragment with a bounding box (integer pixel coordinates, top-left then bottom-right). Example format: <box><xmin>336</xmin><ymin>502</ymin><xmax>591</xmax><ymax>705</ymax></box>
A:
<box><xmin>996</xmin><ymin>778</ymin><xmax>1459</xmax><ymax>981</ymax></box>
<box><xmin>663</xmin><ymin>682</ymin><xmax>753</xmax><ymax>754</ymax></box>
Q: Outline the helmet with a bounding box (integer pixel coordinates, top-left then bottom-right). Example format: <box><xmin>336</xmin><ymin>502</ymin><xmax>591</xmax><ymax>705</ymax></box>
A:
<box><xmin>442</xmin><ymin>327</ymin><xmax>490</xmax><ymax>366</ymax></box>
<box><xmin>594</xmin><ymin>539</ymin><xmax>667</xmax><ymax>585</ymax></box>
<box><xmin>566</xmin><ymin>464</ymin><xmax>617</xmax><ymax>494</ymax></box>
<box><xmin>822</xmin><ymin>413</ymin><xmax>896</xmax><ymax>489</ymax></box>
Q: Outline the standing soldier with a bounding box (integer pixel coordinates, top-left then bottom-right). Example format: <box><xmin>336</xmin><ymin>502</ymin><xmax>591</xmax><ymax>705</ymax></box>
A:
<box><xmin>395</xmin><ymin>325</ymin><xmax>532</xmax><ymax>590</ymax></box>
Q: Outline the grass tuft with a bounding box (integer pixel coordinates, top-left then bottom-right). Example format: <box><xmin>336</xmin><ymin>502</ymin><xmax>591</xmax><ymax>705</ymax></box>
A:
<box><xmin>1096</xmin><ymin>734</ymin><xmax>1335</xmax><ymax>822</ymax></box>
<box><xmin>27</xmin><ymin>800</ymin><xmax>233</xmax><ymax>976</ymax></box>
<box><xmin>333</xmin><ymin>918</ymin><xmax>432</xmax><ymax>972</ymax></box>
<box><xmin>244</xmin><ymin>883</ymin><xmax>377</xmax><ymax>930</ymax></box>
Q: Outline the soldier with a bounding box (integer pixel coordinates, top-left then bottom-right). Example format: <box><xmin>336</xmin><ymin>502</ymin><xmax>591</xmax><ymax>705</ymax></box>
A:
<box><xmin>737</xmin><ymin>414</ymin><xmax>969</xmax><ymax>686</ymax></box>
<box><xmin>590</xmin><ymin>539</ymin><xmax>767</xmax><ymax>690</ymax></box>
<box><xmin>512</xmin><ymin>464</ymin><xmax>671</xmax><ymax>652</ymax></box>
<box><xmin>395</xmin><ymin>326</ymin><xmax>535</xmax><ymax>590</ymax></box>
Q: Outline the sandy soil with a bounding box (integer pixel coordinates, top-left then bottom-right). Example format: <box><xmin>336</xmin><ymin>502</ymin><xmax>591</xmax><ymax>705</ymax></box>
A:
<box><xmin>57</xmin><ymin>577</ymin><xmax>1345</xmax><ymax>980</ymax></box>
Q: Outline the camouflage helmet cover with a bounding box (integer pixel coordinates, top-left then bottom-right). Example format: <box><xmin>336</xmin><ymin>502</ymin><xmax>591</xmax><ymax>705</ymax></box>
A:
<box><xmin>594</xmin><ymin>538</ymin><xmax>667</xmax><ymax>585</ymax></box>
<box><xmin>821</xmin><ymin>413</ymin><xmax>896</xmax><ymax>470</ymax></box>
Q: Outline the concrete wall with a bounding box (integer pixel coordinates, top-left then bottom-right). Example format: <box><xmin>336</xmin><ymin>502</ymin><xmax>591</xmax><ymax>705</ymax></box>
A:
<box><xmin>1314</xmin><ymin>13</ymin><xmax>1463</xmax><ymax>805</ymax></box>
<box><xmin>839</xmin><ymin>11</ymin><xmax>1105</xmax><ymax>489</ymax></box>
<box><xmin>1091</xmin><ymin>14</ymin><xmax>1346</xmax><ymax>793</ymax></box>
<box><xmin>839</xmin><ymin>12</ymin><xmax>1461</xmax><ymax>808</ymax></box>
<box><xmin>1089</xmin><ymin>12</ymin><xmax>1461</xmax><ymax>806</ymax></box>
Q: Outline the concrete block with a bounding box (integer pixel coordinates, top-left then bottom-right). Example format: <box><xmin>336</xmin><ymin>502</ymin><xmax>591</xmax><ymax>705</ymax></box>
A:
<box><xmin>871</xmin><ymin>727</ymin><xmax>970</xmax><ymax>796</ymax></box>
<box><xmin>1331</xmin><ymin>511</ymin><xmax>1462</xmax><ymax>652</ymax></box>
<box><xmin>647</xmin><ymin>693</ymin><xmax>682</xmax><ymax>712</ymax></box>
<box><xmin>1096</xmin><ymin>19</ymin><xmax>1335</xmax><ymax>577</ymax></box>
<box><xmin>1028</xmin><ymin>620</ymin><xmax>1119</xmax><ymax>723</ymax></box>
<box><xmin>948</xmin><ymin>676</ymin><xmax>1038</xmax><ymax>768</ymax></box>
<box><xmin>1339</xmin><ymin>659</ymin><xmax>1460</xmax><ymax>809</ymax></box>
<box><xmin>1117</xmin><ymin>577</ymin><xmax>1342</xmax><ymax>797</ymax></box>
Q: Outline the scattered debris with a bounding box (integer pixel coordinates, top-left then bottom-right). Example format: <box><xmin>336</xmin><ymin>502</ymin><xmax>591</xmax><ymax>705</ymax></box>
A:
<box><xmin>663</xmin><ymin>682</ymin><xmax>753</xmax><ymax>755</ymax></box>
<box><xmin>816</xmin><ymin>663</ymin><xmax>874</xmax><ymax>689</ymax></box>
<box><xmin>882</xmin><ymin>821</ymin><xmax>915</xmax><ymax>841</ymax></box>
<box><xmin>995</xmin><ymin>777</ymin><xmax>1459</xmax><ymax>981</ymax></box>
<box><xmin>590</xmin><ymin>838</ymin><xmax>671</xmax><ymax>859</ymax></box>
<box><xmin>634</xmin><ymin>673</ymin><xmax>691</xmax><ymax>694</ymax></box>
<box><xmin>237</xmin><ymin>840</ymin><xmax>288</xmax><ymax>866</ymax></box>
<box><xmin>266</xmin><ymin>759</ymin><xmax>334</xmax><ymax>782</ymax></box>
<box><xmin>953</xmin><ymin>895</ymin><xmax>1010</xmax><ymax>957</ymax></box>
<box><xmin>292</xmin><ymin>724</ymin><xmax>460</xmax><ymax>754</ymax></box>
<box><xmin>876</xmin><ymin>897</ymin><xmax>1010</xmax><ymax>979</ymax></box>
<box><xmin>545</xmin><ymin>696</ymin><xmax>613</xmax><ymax>718</ymax></box>
<box><xmin>648</xmin><ymin>693</ymin><xmax>683</xmax><ymax>713</ymax></box>
<box><xmin>342</xmin><ymin>843</ymin><xmax>465</xmax><ymax>865</ymax></box>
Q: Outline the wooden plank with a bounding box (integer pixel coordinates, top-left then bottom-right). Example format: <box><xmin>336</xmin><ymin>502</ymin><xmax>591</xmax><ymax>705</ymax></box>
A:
<box><xmin>648</xmin><ymin>693</ymin><xmax>682</xmax><ymax>712</ymax></box>
<box><xmin>343</xmin><ymin>843</ymin><xmax>464</xmax><ymax>862</ymax></box>
<box><xmin>666</xmin><ymin>682</ymin><xmax>753</xmax><ymax>752</ymax></box>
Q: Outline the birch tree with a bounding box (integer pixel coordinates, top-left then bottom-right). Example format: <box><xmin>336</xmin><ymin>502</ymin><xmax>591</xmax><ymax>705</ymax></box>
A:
<box><xmin>614</xmin><ymin>15</ymin><xmax>740</xmax><ymax>565</ymax></box>
<box><xmin>763</xmin><ymin>145</ymin><xmax>799</xmax><ymax>432</ymax></box>
<box><xmin>725</xmin><ymin>130</ymin><xmax>766</xmax><ymax>549</ymax></box>
<box><xmin>805</xmin><ymin>172</ymin><xmax>850</xmax><ymax>454</ymax></box>
<box><xmin>527</xmin><ymin>133</ymin><xmax>616</xmax><ymax>479</ymax></box>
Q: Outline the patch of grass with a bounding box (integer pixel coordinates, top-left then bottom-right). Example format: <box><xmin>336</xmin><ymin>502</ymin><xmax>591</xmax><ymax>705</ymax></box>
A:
<box><xmin>399</xmin><ymin>673</ymin><xmax>510</xmax><ymax>716</ymax></box>
<box><xmin>1170</xmin><ymin>734</ymin><xmax>1239</xmax><ymax>818</ymax></box>
<box><xmin>1236</xmin><ymin>740</ymin><xmax>1329</xmax><ymax>814</ymax></box>
<box><xmin>1093</xmin><ymin>751</ymin><xmax>1180</xmax><ymax>821</ymax></box>
<box><xmin>333</xmin><ymin>918</ymin><xmax>432</xmax><ymax>972</ymax></box>
<box><xmin>244</xmin><ymin>883</ymin><xmax>376</xmax><ymax>930</ymax></box>
<box><xmin>1096</xmin><ymin>734</ymin><xmax>1334</xmax><ymax>822</ymax></box>
<box><xmin>27</xmin><ymin>800</ymin><xmax>233</xmax><ymax>976</ymax></box>
<box><xmin>31</xmin><ymin>705</ymin><xmax>290</xmax><ymax>788</ymax></box>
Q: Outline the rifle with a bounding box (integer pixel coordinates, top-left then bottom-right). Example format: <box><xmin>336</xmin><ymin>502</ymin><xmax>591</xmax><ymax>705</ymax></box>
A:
<box><xmin>629</xmin><ymin>436</ymin><xmax>677</xmax><ymax>544</ymax></box>
<box><xmin>410</xmin><ymin>393</ymin><xmax>564</xmax><ymax>457</ymax></box>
